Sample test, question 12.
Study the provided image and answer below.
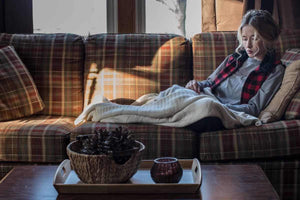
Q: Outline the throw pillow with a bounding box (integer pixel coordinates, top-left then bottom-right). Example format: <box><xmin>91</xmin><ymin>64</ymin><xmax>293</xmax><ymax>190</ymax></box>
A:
<box><xmin>284</xmin><ymin>89</ymin><xmax>300</xmax><ymax>119</ymax></box>
<box><xmin>259</xmin><ymin>60</ymin><xmax>300</xmax><ymax>123</ymax></box>
<box><xmin>0</xmin><ymin>46</ymin><xmax>44</xmax><ymax>121</ymax></box>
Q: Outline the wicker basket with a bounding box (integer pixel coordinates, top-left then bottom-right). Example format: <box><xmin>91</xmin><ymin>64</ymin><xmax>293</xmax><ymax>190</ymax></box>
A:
<box><xmin>67</xmin><ymin>140</ymin><xmax>145</xmax><ymax>184</ymax></box>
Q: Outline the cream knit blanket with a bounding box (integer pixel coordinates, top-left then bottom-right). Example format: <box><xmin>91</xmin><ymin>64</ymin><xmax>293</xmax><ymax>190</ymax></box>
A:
<box><xmin>75</xmin><ymin>85</ymin><xmax>261</xmax><ymax>129</ymax></box>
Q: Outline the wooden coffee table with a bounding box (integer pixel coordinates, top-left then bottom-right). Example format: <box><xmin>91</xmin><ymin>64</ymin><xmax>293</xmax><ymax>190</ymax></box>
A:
<box><xmin>0</xmin><ymin>164</ymin><xmax>279</xmax><ymax>200</ymax></box>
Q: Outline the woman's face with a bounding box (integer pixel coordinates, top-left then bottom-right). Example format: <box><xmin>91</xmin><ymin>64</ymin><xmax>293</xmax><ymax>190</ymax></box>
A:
<box><xmin>241</xmin><ymin>25</ymin><xmax>266</xmax><ymax>60</ymax></box>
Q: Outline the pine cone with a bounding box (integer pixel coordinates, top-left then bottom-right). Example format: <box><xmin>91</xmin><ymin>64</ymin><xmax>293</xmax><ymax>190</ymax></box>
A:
<box><xmin>76</xmin><ymin>126</ymin><xmax>139</xmax><ymax>164</ymax></box>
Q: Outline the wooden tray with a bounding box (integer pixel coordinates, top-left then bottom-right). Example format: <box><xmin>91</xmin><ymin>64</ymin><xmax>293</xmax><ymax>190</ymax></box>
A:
<box><xmin>53</xmin><ymin>158</ymin><xmax>202</xmax><ymax>194</ymax></box>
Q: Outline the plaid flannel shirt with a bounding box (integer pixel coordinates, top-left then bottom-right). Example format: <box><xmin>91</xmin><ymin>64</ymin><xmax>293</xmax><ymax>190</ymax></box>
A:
<box><xmin>210</xmin><ymin>51</ymin><xmax>281</xmax><ymax>104</ymax></box>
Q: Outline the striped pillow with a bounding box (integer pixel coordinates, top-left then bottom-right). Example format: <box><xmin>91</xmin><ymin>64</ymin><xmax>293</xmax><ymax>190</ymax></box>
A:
<box><xmin>281</xmin><ymin>49</ymin><xmax>300</xmax><ymax>120</ymax></box>
<box><xmin>259</xmin><ymin>60</ymin><xmax>300</xmax><ymax>123</ymax></box>
<box><xmin>0</xmin><ymin>46</ymin><xmax>44</xmax><ymax>121</ymax></box>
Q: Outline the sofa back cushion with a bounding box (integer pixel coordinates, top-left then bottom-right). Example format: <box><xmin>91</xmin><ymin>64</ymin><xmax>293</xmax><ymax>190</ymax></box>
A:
<box><xmin>84</xmin><ymin>34</ymin><xmax>192</xmax><ymax>107</ymax></box>
<box><xmin>0</xmin><ymin>33</ymin><xmax>85</xmax><ymax>117</ymax></box>
<box><xmin>281</xmin><ymin>49</ymin><xmax>300</xmax><ymax>66</ymax></box>
<box><xmin>192</xmin><ymin>30</ymin><xmax>300</xmax><ymax>81</ymax></box>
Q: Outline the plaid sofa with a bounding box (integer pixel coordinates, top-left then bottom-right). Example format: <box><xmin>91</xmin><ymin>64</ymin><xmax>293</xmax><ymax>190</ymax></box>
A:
<box><xmin>0</xmin><ymin>31</ymin><xmax>299</xmax><ymax>200</ymax></box>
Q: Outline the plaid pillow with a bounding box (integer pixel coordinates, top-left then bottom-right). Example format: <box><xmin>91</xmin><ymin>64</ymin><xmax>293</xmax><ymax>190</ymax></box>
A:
<box><xmin>0</xmin><ymin>46</ymin><xmax>44</xmax><ymax>121</ymax></box>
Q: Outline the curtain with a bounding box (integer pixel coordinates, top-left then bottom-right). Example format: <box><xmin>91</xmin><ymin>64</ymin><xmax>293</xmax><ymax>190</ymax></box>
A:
<box><xmin>0</xmin><ymin>0</ymin><xmax>33</xmax><ymax>33</ymax></box>
<box><xmin>202</xmin><ymin>0</ymin><xmax>244</xmax><ymax>32</ymax></box>
<box><xmin>243</xmin><ymin>0</ymin><xmax>300</xmax><ymax>30</ymax></box>
<box><xmin>202</xmin><ymin>0</ymin><xmax>217</xmax><ymax>32</ymax></box>
<box><xmin>0</xmin><ymin>1</ymin><xmax>4</xmax><ymax>32</ymax></box>
<box><xmin>202</xmin><ymin>0</ymin><xmax>300</xmax><ymax>32</ymax></box>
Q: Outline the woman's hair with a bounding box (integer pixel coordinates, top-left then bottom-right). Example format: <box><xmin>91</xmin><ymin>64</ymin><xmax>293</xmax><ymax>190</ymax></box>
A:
<box><xmin>236</xmin><ymin>9</ymin><xmax>280</xmax><ymax>54</ymax></box>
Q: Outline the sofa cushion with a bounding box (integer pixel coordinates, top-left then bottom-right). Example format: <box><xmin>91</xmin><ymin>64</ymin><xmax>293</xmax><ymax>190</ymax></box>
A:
<box><xmin>71</xmin><ymin>122</ymin><xmax>197</xmax><ymax>159</ymax></box>
<box><xmin>84</xmin><ymin>34</ymin><xmax>192</xmax><ymax>107</ymax></box>
<box><xmin>285</xmin><ymin>90</ymin><xmax>300</xmax><ymax>119</ymax></box>
<box><xmin>0</xmin><ymin>46</ymin><xmax>44</xmax><ymax>121</ymax></box>
<box><xmin>198</xmin><ymin>120</ymin><xmax>300</xmax><ymax>161</ymax></box>
<box><xmin>0</xmin><ymin>33</ymin><xmax>85</xmax><ymax>117</ymax></box>
<box><xmin>259</xmin><ymin>60</ymin><xmax>300</xmax><ymax>123</ymax></box>
<box><xmin>0</xmin><ymin>115</ymin><xmax>75</xmax><ymax>162</ymax></box>
<box><xmin>192</xmin><ymin>30</ymin><xmax>300</xmax><ymax>81</ymax></box>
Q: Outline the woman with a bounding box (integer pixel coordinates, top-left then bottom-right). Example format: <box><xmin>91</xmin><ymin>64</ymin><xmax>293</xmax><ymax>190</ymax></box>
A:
<box><xmin>185</xmin><ymin>9</ymin><xmax>284</xmax><ymax>131</ymax></box>
<box><xmin>76</xmin><ymin>10</ymin><xmax>284</xmax><ymax>131</ymax></box>
<box><xmin>186</xmin><ymin>10</ymin><xmax>284</xmax><ymax>120</ymax></box>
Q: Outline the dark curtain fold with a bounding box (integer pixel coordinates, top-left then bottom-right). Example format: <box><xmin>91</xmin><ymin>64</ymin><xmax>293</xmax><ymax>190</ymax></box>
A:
<box><xmin>261</xmin><ymin>0</ymin><xmax>274</xmax><ymax>14</ymax></box>
<box><xmin>0</xmin><ymin>0</ymin><xmax>33</xmax><ymax>33</ymax></box>
<box><xmin>243</xmin><ymin>0</ymin><xmax>300</xmax><ymax>30</ymax></box>
<box><xmin>0</xmin><ymin>1</ymin><xmax>5</xmax><ymax>32</ymax></box>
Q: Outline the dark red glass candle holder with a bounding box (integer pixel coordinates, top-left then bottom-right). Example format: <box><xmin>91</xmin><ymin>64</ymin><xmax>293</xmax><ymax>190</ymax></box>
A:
<box><xmin>150</xmin><ymin>157</ymin><xmax>183</xmax><ymax>183</ymax></box>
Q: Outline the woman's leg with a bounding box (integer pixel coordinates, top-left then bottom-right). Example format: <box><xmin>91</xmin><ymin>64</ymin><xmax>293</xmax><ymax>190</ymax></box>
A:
<box><xmin>186</xmin><ymin>117</ymin><xmax>225</xmax><ymax>132</ymax></box>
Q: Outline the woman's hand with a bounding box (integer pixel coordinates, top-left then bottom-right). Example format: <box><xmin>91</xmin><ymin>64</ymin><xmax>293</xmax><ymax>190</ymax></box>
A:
<box><xmin>185</xmin><ymin>80</ymin><xmax>202</xmax><ymax>94</ymax></box>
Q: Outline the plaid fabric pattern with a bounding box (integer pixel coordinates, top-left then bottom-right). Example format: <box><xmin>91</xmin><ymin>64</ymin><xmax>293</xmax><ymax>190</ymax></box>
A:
<box><xmin>210</xmin><ymin>55</ymin><xmax>244</xmax><ymax>86</ymax></box>
<box><xmin>84</xmin><ymin>34</ymin><xmax>192</xmax><ymax>107</ymax></box>
<box><xmin>285</xmin><ymin>90</ymin><xmax>300</xmax><ymax>120</ymax></box>
<box><xmin>0</xmin><ymin>46</ymin><xmax>44</xmax><ymax>121</ymax></box>
<box><xmin>0</xmin><ymin>115</ymin><xmax>74</xmax><ymax>162</ymax></box>
<box><xmin>281</xmin><ymin>49</ymin><xmax>300</xmax><ymax>66</ymax></box>
<box><xmin>71</xmin><ymin>122</ymin><xmax>197</xmax><ymax>159</ymax></box>
<box><xmin>192</xmin><ymin>30</ymin><xmax>300</xmax><ymax>81</ymax></box>
<box><xmin>192</xmin><ymin>31</ymin><xmax>238</xmax><ymax>80</ymax></box>
<box><xmin>259</xmin><ymin>159</ymin><xmax>300</xmax><ymax>200</ymax></box>
<box><xmin>240</xmin><ymin>68</ymin><xmax>271</xmax><ymax>104</ymax></box>
<box><xmin>210</xmin><ymin>52</ymin><xmax>278</xmax><ymax>104</ymax></box>
<box><xmin>197</xmin><ymin>119</ymin><xmax>300</xmax><ymax>161</ymax></box>
<box><xmin>0</xmin><ymin>33</ymin><xmax>85</xmax><ymax>117</ymax></box>
<box><xmin>276</xmin><ymin>30</ymin><xmax>300</xmax><ymax>59</ymax></box>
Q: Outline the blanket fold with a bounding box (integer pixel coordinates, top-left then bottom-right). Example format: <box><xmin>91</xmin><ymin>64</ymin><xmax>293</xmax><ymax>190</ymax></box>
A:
<box><xmin>75</xmin><ymin>85</ymin><xmax>261</xmax><ymax>129</ymax></box>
